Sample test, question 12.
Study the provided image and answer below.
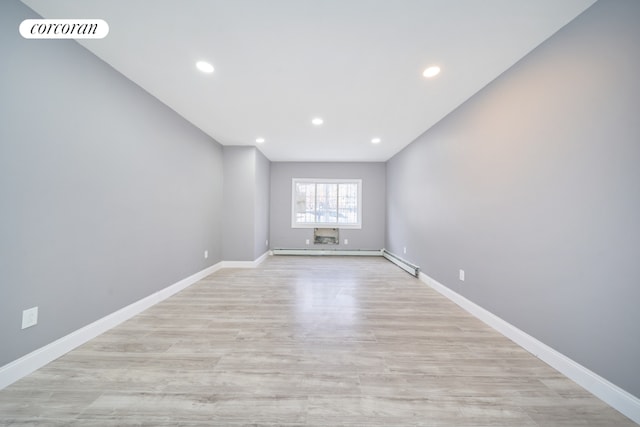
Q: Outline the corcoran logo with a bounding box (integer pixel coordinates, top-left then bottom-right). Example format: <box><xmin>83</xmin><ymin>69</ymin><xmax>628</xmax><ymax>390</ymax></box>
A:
<box><xmin>19</xmin><ymin>19</ymin><xmax>109</xmax><ymax>39</ymax></box>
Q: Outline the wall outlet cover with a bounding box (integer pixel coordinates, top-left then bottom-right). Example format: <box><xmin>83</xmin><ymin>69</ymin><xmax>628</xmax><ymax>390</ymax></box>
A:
<box><xmin>22</xmin><ymin>307</ymin><xmax>38</xmax><ymax>329</ymax></box>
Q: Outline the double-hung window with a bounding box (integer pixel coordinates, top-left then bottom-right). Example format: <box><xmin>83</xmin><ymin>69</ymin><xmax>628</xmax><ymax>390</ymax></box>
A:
<box><xmin>292</xmin><ymin>178</ymin><xmax>362</xmax><ymax>229</ymax></box>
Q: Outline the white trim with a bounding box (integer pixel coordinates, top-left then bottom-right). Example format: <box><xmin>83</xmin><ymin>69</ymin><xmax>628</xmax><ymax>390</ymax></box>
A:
<box><xmin>220</xmin><ymin>251</ymin><xmax>270</xmax><ymax>269</ymax></box>
<box><xmin>273</xmin><ymin>249</ymin><xmax>382</xmax><ymax>256</ymax></box>
<box><xmin>0</xmin><ymin>261</ymin><xmax>228</xmax><ymax>391</ymax></box>
<box><xmin>419</xmin><ymin>271</ymin><xmax>640</xmax><ymax>425</ymax></box>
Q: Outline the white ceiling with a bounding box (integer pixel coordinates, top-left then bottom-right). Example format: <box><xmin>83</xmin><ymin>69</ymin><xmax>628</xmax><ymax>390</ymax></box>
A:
<box><xmin>22</xmin><ymin>0</ymin><xmax>596</xmax><ymax>162</ymax></box>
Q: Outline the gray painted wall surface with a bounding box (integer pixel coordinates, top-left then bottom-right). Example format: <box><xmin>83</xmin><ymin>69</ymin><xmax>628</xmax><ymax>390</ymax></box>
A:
<box><xmin>270</xmin><ymin>162</ymin><xmax>385</xmax><ymax>250</ymax></box>
<box><xmin>222</xmin><ymin>147</ymin><xmax>256</xmax><ymax>261</ymax></box>
<box><xmin>0</xmin><ymin>0</ymin><xmax>224</xmax><ymax>366</ymax></box>
<box><xmin>254</xmin><ymin>149</ymin><xmax>271</xmax><ymax>259</ymax></box>
<box><xmin>222</xmin><ymin>146</ymin><xmax>270</xmax><ymax>261</ymax></box>
<box><xmin>386</xmin><ymin>0</ymin><xmax>640</xmax><ymax>397</ymax></box>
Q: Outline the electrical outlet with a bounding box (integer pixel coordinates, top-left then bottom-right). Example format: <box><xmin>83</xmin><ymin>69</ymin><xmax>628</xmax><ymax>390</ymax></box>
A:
<box><xmin>459</xmin><ymin>269</ymin><xmax>465</xmax><ymax>281</ymax></box>
<box><xmin>22</xmin><ymin>307</ymin><xmax>38</xmax><ymax>329</ymax></box>
<box><xmin>204</xmin><ymin>250</ymin><xmax>208</xmax><ymax>259</ymax></box>
<box><xmin>265</xmin><ymin>240</ymin><xmax>268</xmax><ymax>247</ymax></box>
<box><xmin>403</xmin><ymin>247</ymin><xmax>407</xmax><ymax>254</ymax></box>
<box><xmin>306</xmin><ymin>239</ymin><xmax>310</xmax><ymax>245</ymax></box>
<box><xmin>344</xmin><ymin>239</ymin><xmax>348</xmax><ymax>245</ymax></box>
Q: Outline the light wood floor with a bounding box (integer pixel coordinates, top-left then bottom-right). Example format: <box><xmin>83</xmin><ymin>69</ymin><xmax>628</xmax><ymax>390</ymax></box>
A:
<box><xmin>0</xmin><ymin>256</ymin><xmax>635</xmax><ymax>426</ymax></box>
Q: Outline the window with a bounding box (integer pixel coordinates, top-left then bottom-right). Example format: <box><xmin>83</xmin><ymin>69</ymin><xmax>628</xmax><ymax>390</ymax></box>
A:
<box><xmin>292</xmin><ymin>178</ymin><xmax>362</xmax><ymax>228</ymax></box>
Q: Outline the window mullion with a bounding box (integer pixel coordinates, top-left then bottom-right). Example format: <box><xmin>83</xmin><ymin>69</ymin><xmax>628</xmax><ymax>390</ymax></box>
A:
<box><xmin>314</xmin><ymin>183</ymin><xmax>319</xmax><ymax>223</ymax></box>
<box><xmin>335</xmin><ymin>183</ymin><xmax>340</xmax><ymax>224</ymax></box>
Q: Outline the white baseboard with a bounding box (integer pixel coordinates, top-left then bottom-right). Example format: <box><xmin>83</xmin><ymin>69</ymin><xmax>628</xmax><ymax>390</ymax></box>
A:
<box><xmin>419</xmin><ymin>271</ymin><xmax>640</xmax><ymax>425</ymax></box>
<box><xmin>220</xmin><ymin>250</ymin><xmax>270</xmax><ymax>269</ymax></box>
<box><xmin>272</xmin><ymin>248</ymin><xmax>383</xmax><ymax>256</ymax></box>
<box><xmin>0</xmin><ymin>261</ymin><xmax>227</xmax><ymax>390</ymax></box>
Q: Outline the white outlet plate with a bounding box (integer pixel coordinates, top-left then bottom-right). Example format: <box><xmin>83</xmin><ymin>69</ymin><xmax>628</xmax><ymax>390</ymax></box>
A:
<box><xmin>344</xmin><ymin>239</ymin><xmax>348</xmax><ymax>245</ymax></box>
<box><xmin>459</xmin><ymin>269</ymin><xmax>465</xmax><ymax>281</ymax></box>
<box><xmin>204</xmin><ymin>250</ymin><xmax>208</xmax><ymax>259</ymax></box>
<box><xmin>403</xmin><ymin>247</ymin><xmax>407</xmax><ymax>254</ymax></box>
<box><xmin>22</xmin><ymin>307</ymin><xmax>38</xmax><ymax>329</ymax></box>
<box><xmin>306</xmin><ymin>239</ymin><xmax>310</xmax><ymax>245</ymax></box>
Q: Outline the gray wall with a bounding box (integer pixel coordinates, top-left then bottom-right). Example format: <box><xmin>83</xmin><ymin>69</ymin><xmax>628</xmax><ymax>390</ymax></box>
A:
<box><xmin>222</xmin><ymin>146</ymin><xmax>270</xmax><ymax>261</ymax></box>
<box><xmin>386</xmin><ymin>0</ymin><xmax>640</xmax><ymax>398</ymax></box>
<box><xmin>222</xmin><ymin>147</ymin><xmax>256</xmax><ymax>261</ymax></box>
<box><xmin>0</xmin><ymin>0</ymin><xmax>224</xmax><ymax>366</ymax></box>
<box><xmin>270</xmin><ymin>162</ymin><xmax>385</xmax><ymax>250</ymax></box>
<box><xmin>254</xmin><ymin>149</ymin><xmax>271</xmax><ymax>259</ymax></box>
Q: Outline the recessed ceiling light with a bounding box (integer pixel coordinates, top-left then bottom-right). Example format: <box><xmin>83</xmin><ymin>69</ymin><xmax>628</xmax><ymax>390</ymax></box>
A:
<box><xmin>371</xmin><ymin>138</ymin><xmax>381</xmax><ymax>144</ymax></box>
<box><xmin>256</xmin><ymin>138</ymin><xmax>265</xmax><ymax>144</ymax></box>
<box><xmin>312</xmin><ymin>117</ymin><xmax>324</xmax><ymax>126</ymax></box>
<box><xmin>423</xmin><ymin>66</ymin><xmax>441</xmax><ymax>78</ymax></box>
<box><xmin>196</xmin><ymin>61</ymin><xmax>214</xmax><ymax>73</ymax></box>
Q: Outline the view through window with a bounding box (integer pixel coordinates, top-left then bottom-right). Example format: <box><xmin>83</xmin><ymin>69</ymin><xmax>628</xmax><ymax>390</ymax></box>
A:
<box><xmin>292</xmin><ymin>179</ymin><xmax>362</xmax><ymax>228</ymax></box>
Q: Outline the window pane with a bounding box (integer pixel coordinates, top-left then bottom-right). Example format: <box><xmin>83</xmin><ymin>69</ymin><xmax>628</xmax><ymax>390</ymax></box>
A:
<box><xmin>338</xmin><ymin>183</ymin><xmax>358</xmax><ymax>224</ymax></box>
<box><xmin>295</xmin><ymin>183</ymin><xmax>315</xmax><ymax>223</ymax></box>
<box><xmin>315</xmin><ymin>183</ymin><xmax>338</xmax><ymax>223</ymax></box>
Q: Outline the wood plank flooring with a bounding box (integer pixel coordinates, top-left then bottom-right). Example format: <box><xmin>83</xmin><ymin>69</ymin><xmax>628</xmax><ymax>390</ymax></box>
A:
<box><xmin>0</xmin><ymin>256</ymin><xmax>635</xmax><ymax>426</ymax></box>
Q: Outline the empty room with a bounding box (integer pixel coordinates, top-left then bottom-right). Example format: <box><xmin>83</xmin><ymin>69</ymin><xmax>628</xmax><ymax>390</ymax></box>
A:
<box><xmin>1</xmin><ymin>0</ymin><xmax>639</xmax><ymax>425</ymax></box>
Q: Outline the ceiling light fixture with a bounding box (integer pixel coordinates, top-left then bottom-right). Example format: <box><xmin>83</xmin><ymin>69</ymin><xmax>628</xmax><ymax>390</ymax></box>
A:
<box><xmin>196</xmin><ymin>61</ymin><xmax>214</xmax><ymax>73</ymax></box>
<box><xmin>423</xmin><ymin>66</ymin><xmax>441</xmax><ymax>78</ymax></box>
<box><xmin>256</xmin><ymin>138</ymin><xmax>265</xmax><ymax>144</ymax></box>
<box><xmin>311</xmin><ymin>117</ymin><xmax>324</xmax><ymax>126</ymax></box>
<box><xmin>371</xmin><ymin>138</ymin><xmax>381</xmax><ymax>144</ymax></box>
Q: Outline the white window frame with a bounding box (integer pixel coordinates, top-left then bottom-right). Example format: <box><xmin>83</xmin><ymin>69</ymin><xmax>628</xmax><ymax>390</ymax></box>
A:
<box><xmin>291</xmin><ymin>178</ymin><xmax>362</xmax><ymax>229</ymax></box>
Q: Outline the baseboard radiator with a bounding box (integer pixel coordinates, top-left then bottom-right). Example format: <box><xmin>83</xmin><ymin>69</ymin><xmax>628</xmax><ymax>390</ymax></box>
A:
<box><xmin>382</xmin><ymin>249</ymin><xmax>420</xmax><ymax>277</ymax></box>
<box><xmin>272</xmin><ymin>249</ymin><xmax>383</xmax><ymax>256</ymax></box>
